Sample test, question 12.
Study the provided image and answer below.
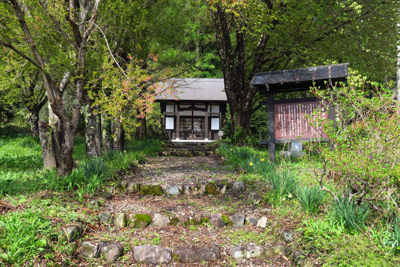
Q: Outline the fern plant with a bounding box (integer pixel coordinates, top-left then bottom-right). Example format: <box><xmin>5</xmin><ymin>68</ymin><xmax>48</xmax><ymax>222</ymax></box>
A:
<box><xmin>297</xmin><ymin>185</ymin><xmax>326</xmax><ymax>214</ymax></box>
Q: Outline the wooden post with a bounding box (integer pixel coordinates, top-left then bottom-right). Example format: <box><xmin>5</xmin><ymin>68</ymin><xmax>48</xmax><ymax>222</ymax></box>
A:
<box><xmin>175</xmin><ymin>111</ymin><xmax>179</xmax><ymax>140</ymax></box>
<box><xmin>205</xmin><ymin>111</ymin><xmax>208</xmax><ymax>140</ymax></box>
<box><xmin>163</xmin><ymin>111</ymin><xmax>166</xmax><ymax>128</ymax></box>
<box><xmin>267</xmin><ymin>90</ymin><xmax>276</xmax><ymax>163</ymax></box>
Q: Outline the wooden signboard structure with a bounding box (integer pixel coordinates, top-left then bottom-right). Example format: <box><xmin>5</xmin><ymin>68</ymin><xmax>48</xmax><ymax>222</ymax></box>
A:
<box><xmin>250</xmin><ymin>63</ymin><xmax>349</xmax><ymax>163</ymax></box>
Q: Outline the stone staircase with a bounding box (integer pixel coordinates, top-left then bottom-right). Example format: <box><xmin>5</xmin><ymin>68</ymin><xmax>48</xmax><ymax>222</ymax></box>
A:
<box><xmin>58</xmin><ymin>180</ymin><xmax>314</xmax><ymax>266</ymax></box>
<box><xmin>159</xmin><ymin>141</ymin><xmax>219</xmax><ymax>156</ymax></box>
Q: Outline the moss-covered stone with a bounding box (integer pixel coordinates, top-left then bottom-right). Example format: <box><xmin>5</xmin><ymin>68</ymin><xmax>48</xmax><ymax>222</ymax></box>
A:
<box><xmin>128</xmin><ymin>214</ymin><xmax>152</xmax><ymax>228</ymax></box>
<box><xmin>172</xmin><ymin>252</ymin><xmax>180</xmax><ymax>262</ymax></box>
<box><xmin>221</xmin><ymin>215</ymin><xmax>233</xmax><ymax>226</ymax></box>
<box><xmin>140</xmin><ymin>184</ymin><xmax>164</xmax><ymax>196</ymax></box>
<box><xmin>127</xmin><ymin>182</ymin><xmax>140</xmax><ymax>194</ymax></box>
<box><xmin>220</xmin><ymin>181</ymin><xmax>233</xmax><ymax>190</ymax></box>
<box><xmin>199</xmin><ymin>217</ymin><xmax>209</xmax><ymax>225</ymax></box>
<box><xmin>183</xmin><ymin>219</ymin><xmax>199</xmax><ymax>226</ymax></box>
<box><xmin>170</xmin><ymin>217</ymin><xmax>180</xmax><ymax>226</ymax></box>
<box><xmin>205</xmin><ymin>182</ymin><xmax>220</xmax><ymax>195</ymax></box>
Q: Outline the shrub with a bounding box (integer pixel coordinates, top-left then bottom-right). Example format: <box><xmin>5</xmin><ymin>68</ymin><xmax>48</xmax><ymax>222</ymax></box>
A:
<box><xmin>331</xmin><ymin>195</ymin><xmax>369</xmax><ymax>233</ymax></box>
<box><xmin>307</xmin><ymin>82</ymin><xmax>400</xmax><ymax>208</ymax></box>
<box><xmin>297</xmin><ymin>185</ymin><xmax>326</xmax><ymax>214</ymax></box>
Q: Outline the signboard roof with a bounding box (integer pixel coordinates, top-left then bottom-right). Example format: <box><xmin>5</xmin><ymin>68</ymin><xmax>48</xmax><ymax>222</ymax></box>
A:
<box><xmin>251</xmin><ymin>63</ymin><xmax>349</xmax><ymax>92</ymax></box>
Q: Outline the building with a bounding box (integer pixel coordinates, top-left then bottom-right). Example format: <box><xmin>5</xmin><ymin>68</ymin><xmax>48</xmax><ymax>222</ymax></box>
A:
<box><xmin>156</xmin><ymin>79</ymin><xmax>227</xmax><ymax>142</ymax></box>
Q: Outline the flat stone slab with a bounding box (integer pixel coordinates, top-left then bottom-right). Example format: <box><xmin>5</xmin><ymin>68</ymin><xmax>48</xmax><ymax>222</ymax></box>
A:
<box><xmin>173</xmin><ymin>246</ymin><xmax>221</xmax><ymax>263</ymax></box>
<box><xmin>152</xmin><ymin>213</ymin><xmax>170</xmax><ymax>227</ymax></box>
<box><xmin>132</xmin><ymin>246</ymin><xmax>172</xmax><ymax>265</ymax></box>
<box><xmin>230</xmin><ymin>214</ymin><xmax>245</xmax><ymax>228</ymax></box>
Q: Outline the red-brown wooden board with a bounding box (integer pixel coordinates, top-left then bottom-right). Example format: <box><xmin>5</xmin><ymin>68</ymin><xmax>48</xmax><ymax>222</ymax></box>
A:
<box><xmin>274</xmin><ymin>100</ymin><xmax>328</xmax><ymax>140</ymax></box>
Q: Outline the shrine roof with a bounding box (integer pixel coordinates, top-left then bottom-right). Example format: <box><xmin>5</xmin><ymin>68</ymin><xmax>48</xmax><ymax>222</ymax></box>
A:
<box><xmin>156</xmin><ymin>78</ymin><xmax>227</xmax><ymax>102</ymax></box>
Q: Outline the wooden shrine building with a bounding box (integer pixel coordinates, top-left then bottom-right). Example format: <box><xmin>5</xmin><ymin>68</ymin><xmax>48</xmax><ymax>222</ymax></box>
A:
<box><xmin>156</xmin><ymin>79</ymin><xmax>227</xmax><ymax>142</ymax></box>
<box><xmin>251</xmin><ymin>63</ymin><xmax>349</xmax><ymax>162</ymax></box>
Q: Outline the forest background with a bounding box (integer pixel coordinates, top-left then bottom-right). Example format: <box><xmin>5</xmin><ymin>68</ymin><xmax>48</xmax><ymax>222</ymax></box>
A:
<box><xmin>0</xmin><ymin>0</ymin><xmax>398</xmax><ymax>174</ymax></box>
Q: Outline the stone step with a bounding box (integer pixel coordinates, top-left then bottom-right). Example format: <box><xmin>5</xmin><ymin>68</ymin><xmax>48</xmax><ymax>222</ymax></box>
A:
<box><xmin>61</xmin><ymin>222</ymin><xmax>311</xmax><ymax>266</ymax></box>
<box><xmin>96</xmin><ymin>211</ymin><xmax>272</xmax><ymax>230</ymax></box>
<box><xmin>158</xmin><ymin>150</ymin><xmax>215</xmax><ymax>156</ymax></box>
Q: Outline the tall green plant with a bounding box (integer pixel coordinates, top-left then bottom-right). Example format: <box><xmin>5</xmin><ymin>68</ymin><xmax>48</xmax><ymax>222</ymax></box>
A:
<box><xmin>331</xmin><ymin>195</ymin><xmax>369</xmax><ymax>233</ymax></box>
<box><xmin>0</xmin><ymin>209</ymin><xmax>52</xmax><ymax>265</ymax></box>
<box><xmin>297</xmin><ymin>185</ymin><xmax>326</xmax><ymax>214</ymax></box>
<box><xmin>265</xmin><ymin>170</ymin><xmax>298</xmax><ymax>203</ymax></box>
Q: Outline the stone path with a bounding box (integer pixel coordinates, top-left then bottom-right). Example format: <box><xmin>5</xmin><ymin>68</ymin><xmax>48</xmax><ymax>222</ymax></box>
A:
<box><xmin>63</xmin><ymin>156</ymin><xmax>311</xmax><ymax>266</ymax></box>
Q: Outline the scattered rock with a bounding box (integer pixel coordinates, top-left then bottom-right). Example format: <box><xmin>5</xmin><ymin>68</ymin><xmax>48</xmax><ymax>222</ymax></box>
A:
<box><xmin>173</xmin><ymin>246</ymin><xmax>220</xmax><ymax>263</ymax></box>
<box><xmin>128</xmin><ymin>214</ymin><xmax>152</xmax><ymax>228</ymax></box>
<box><xmin>183</xmin><ymin>185</ymin><xmax>205</xmax><ymax>196</ymax></box>
<box><xmin>229</xmin><ymin>181</ymin><xmax>246</xmax><ymax>194</ymax></box>
<box><xmin>205</xmin><ymin>183</ymin><xmax>226</xmax><ymax>195</ymax></box>
<box><xmin>230</xmin><ymin>214</ymin><xmax>245</xmax><ymax>228</ymax></box>
<box><xmin>260</xmin><ymin>208</ymin><xmax>271</xmax><ymax>213</ymax></box>
<box><xmin>140</xmin><ymin>184</ymin><xmax>164</xmax><ymax>196</ymax></box>
<box><xmin>97</xmin><ymin>192</ymin><xmax>112</xmax><ymax>199</ymax></box>
<box><xmin>221</xmin><ymin>214</ymin><xmax>233</xmax><ymax>226</ymax></box>
<box><xmin>231</xmin><ymin>246</ymin><xmax>245</xmax><ymax>259</ymax></box>
<box><xmin>247</xmin><ymin>189</ymin><xmax>263</xmax><ymax>205</ymax></box>
<box><xmin>117</xmin><ymin>180</ymin><xmax>128</xmax><ymax>192</ymax></box>
<box><xmin>62</xmin><ymin>225</ymin><xmax>81</xmax><ymax>243</ymax></box>
<box><xmin>99</xmin><ymin>241</ymin><xmax>124</xmax><ymax>263</ymax></box>
<box><xmin>272</xmin><ymin>245</ymin><xmax>284</xmax><ymax>255</ymax></box>
<box><xmin>163</xmin><ymin>185</ymin><xmax>182</xmax><ymax>196</ymax></box>
<box><xmin>80</xmin><ymin>241</ymin><xmax>99</xmax><ymax>259</ymax></box>
<box><xmin>176</xmin><ymin>215</ymin><xmax>189</xmax><ymax>226</ymax></box>
<box><xmin>245</xmin><ymin>215</ymin><xmax>260</xmax><ymax>226</ymax></box>
<box><xmin>257</xmin><ymin>216</ymin><xmax>268</xmax><ymax>228</ymax></box>
<box><xmin>281</xmin><ymin>230</ymin><xmax>293</xmax><ymax>243</ymax></box>
<box><xmin>127</xmin><ymin>182</ymin><xmax>140</xmax><ymax>194</ymax></box>
<box><xmin>98</xmin><ymin>212</ymin><xmax>111</xmax><ymax>223</ymax></box>
<box><xmin>209</xmin><ymin>213</ymin><xmax>226</xmax><ymax>228</ymax></box>
<box><xmin>132</xmin><ymin>246</ymin><xmax>172</xmax><ymax>265</ymax></box>
<box><xmin>230</xmin><ymin>245</ymin><xmax>263</xmax><ymax>259</ymax></box>
<box><xmin>152</xmin><ymin>213</ymin><xmax>170</xmax><ymax>227</ymax></box>
<box><xmin>263</xmin><ymin>247</ymin><xmax>274</xmax><ymax>258</ymax></box>
<box><xmin>114</xmin><ymin>213</ymin><xmax>127</xmax><ymax>228</ymax></box>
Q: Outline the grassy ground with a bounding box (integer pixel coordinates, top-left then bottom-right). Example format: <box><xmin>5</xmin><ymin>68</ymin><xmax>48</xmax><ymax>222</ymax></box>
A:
<box><xmin>218</xmin><ymin>143</ymin><xmax>400</xmax><ymax>266</ymax></box>
<box><xmin>0</xmin><ymin>134</ymin><xmax>163</xmax><ymax>266</ymax></box>
<box><xmin>1</xmin><ymin>135</ymin><xmax>399</xmax><ymax>266</ymax></box>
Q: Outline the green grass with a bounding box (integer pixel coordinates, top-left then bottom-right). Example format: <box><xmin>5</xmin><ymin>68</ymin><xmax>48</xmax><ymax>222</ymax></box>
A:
<box><xmin>0</xmin><ymin>136</ymin><xmax>163</xmax><ymax>196</ymax></box>
<box><xmin>0</xmin><ymin>209</ymin><xmax>53</xmax><ymax>266</ymax></box>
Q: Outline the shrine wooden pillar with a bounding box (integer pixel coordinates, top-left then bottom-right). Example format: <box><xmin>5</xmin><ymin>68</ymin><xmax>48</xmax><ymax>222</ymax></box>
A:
<box><xmin>267</xmin><ymin>90</ymin><xmax>276</xmax><ymax>163</ymax></box>
<box><xmin>175</xmin><ymin>111</ymin><xmax>179</xmax><ymax>140</ymax></box>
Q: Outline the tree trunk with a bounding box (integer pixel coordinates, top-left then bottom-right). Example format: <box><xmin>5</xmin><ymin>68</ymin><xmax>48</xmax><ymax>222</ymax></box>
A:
<box><xmin>101</xmin><ymin>113</ymin><xmax>113</xmax><ymax>151</ymax></box>
<box><xmin>85</xmin><ymin>97</ymin><xmax>102</xmax><ymax>157</ymax></box>
<box><xmin>112</xmin><ymin>119</ymin><xmax>125</xmax><ymax>151</ymax></box>
<box><xmin>28</xmin><ymin>110</ymin><xmax>40</xmax><ymax>138</ymax></box>
<box><xmin>38</xmin><ymin>121</ymin><xmax>57</xmax><ymax>170</ymax></box>
<box><xmin>135</xmin><ymin>117</ymin><xmax>147</xmax><ymax>140</ymax></box>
